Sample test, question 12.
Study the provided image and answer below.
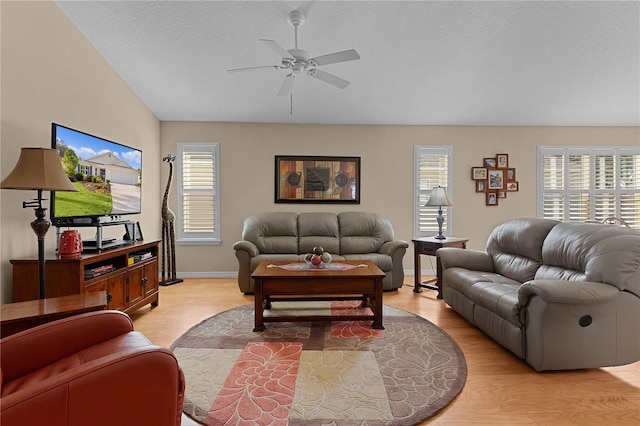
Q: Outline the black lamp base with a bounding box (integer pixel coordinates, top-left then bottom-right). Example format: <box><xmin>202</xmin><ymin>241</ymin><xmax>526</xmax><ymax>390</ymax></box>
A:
<box><xmin>25</xmin><ymin>190</ymin><xmax>50</xmax><ymax>299</ymax></box>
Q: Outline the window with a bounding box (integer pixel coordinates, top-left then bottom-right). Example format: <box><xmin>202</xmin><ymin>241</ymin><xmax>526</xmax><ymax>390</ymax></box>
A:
<box><xmin>177</xmin><ymin>143</ymin><xmax>220</xmax><ymax>244</ymax></box>
<box><xmin>537</xmin><ymin>146</ymin><xmax>640</xmax><ymax>228</ymax></box>
<box><xmin>78</xmin><ymin>164</ymin><xmax>91</xmax><ymax>176</ymax></box>
<box><xmin>414</xmin><ymin>146</ymin><xmax>453</xmax><ymax>237</ymax></box>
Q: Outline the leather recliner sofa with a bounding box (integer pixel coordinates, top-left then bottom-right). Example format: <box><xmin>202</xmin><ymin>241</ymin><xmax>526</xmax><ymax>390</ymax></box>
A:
<box><xmin>233</xmin><ymin>211</ymin><xmax>409</xmax><ymax>293</ymax></box>
<box><xmin>438</xmin><ymin>218</ymin><xmax>640</xmax><ymax>371</ymax></box>
<box><xmin>0</xmin><ymin>310</ymin><xmax>185</xmax><ymax>426</ymax></box>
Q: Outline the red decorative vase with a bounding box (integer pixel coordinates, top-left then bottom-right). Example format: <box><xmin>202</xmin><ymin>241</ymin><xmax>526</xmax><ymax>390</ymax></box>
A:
<box><xmin>59</xmin><ymin>230</ymin><xmax>83</xmax><ymax>258</ymax></box>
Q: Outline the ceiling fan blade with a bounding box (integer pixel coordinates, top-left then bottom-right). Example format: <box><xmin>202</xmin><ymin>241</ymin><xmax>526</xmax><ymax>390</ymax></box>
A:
<box><xmin>310</xmin><ymin>49</ymin><xmax>360</xmax><ymax>66</ymax></box>
<box><xmin>277</xmin><ymin>74</ymin><xmax>295</xmax><ymax>97</ymax></box>
<box><xmin>260</xmin><ymin>39</ymin><xmax>293</xmax><ymax>60</ymax></box>
<box><xmin>307</xmin><ymin>69</ymin><xmax>350</xmax><ymax>89</ymax></box>
<box><xmin>227</xmin><ymin>65</ymin><xmax>280</xmax><ymax>73</ymax></box>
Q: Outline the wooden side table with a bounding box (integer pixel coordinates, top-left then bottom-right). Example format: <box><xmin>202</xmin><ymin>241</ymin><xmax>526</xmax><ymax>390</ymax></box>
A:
<box><xmin>412</xmin><ymin>237</ymin><xmax>468</xmax><ymax>299</ymax></box>
<box><xmin>0</xmin><ymin>291</ymin><xmax>107</xmax><ymax>337</ymax></box>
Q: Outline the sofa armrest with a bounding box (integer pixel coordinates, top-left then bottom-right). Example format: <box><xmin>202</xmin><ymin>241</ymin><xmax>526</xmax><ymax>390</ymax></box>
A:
<box><xmin>1</xmin><ymin>310</ymin><xmax>133</xmax><ymax>383</ymax></box>
<box><xmin>233</xmin><ymin>240</ymin><xmax>261</xmax><ymax>293</ymax></box>
<box><xmin>518</xmin><ymin>280</ymin><xmax>619</xmax><ymax>306</ymax></box>
<box><xmin>379</xmin><ymin>240</ymin><xmax>409</xmax><ymax>256</ymax></box>
<box><xmin>518</xmin><ymin>279</ymin><xmax>635</xmax><ymax>371</ymax></box>
<box><xmin>437</xmin><ymin>248</ymin><xmax>495</xmax><ymax>272</ymax></box>
<box><xmin>1</xmin><ymin>346</ymin><xmax>185</xmax><ymax>426</ymax></box>
<box><xmin>379</xmin><ymin>240</ymin><xmax>409</xmax><ymax>290</ymax></box>
<box><xmin>233</xmin><ymin>240</ymin><xmax>260</xmax><ymax>257</ymax></box>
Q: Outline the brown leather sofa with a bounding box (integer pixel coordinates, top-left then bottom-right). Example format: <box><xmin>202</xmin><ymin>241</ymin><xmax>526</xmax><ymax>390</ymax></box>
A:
<box><xmin>1</xmin><ymin>310</ymin><xmax>185</xmax><ymax>426</ymax></box>
<box><xmin>438</xmin><ymin>218</ymin><xmax>640</xmax><ymax>371</ymax></box>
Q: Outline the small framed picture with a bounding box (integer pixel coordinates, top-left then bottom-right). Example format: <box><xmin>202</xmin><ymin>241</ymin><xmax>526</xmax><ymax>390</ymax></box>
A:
<box><xmin>506</xmin><ymin>168</ymin><xmax>516</xmax><ymax>182</ymax></box>
<box><xmin>506</xmin><ymin>181</ymin><xmax>519</xmax><ymax>191</ymax></box>
<box><xmin>476</xmin><ymin>180</ymin><xmax>487</xmax><ymax>192</ymax></box>
<box><xmin>496</xmin><ymin>154</ymin><xmax>509</xmax><ymax>168</ymax></box>
<box><xmin>484</xmin><ymin>157</ymin><xmax>497</xmax><ymax>168</ymax></box>
<box><xmin>488</xmin><ymin>169</ymin><xmax>505</xmax><ymax>190</ymax></box>
<box><xmin>124</xmin><ymin>221</ymin><xmax>143</xmax><ymax>241</ymax></box>
<box><xmin>471</xmin><ymin>167</ymin><xmax>487</xmax><ymax>180</ymax></box>
<box><xmin>498</xmin><ymin>190</ymin><xmax>507</xmax><ymax>198</ymax></box>
<box><xmin>486</xmin><ymin>191</ymin><xmax>499</xmax><ymax>206</ymax></box>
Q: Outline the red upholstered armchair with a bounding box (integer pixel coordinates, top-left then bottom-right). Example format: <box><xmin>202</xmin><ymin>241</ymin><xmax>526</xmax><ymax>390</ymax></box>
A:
<box><xmin>0</xmin><ymin>310</ymin><xmax>185</xmax><ymax>426</ymax></box>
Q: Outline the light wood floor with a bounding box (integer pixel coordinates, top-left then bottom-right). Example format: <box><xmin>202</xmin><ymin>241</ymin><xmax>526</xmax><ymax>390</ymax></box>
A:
<box><xmin>130</xmin><ymin>277</ymin><xmax>640</xmax><ymax>425</ymax></box>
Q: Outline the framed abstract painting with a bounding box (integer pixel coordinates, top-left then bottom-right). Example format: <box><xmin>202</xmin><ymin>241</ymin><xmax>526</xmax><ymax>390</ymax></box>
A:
<box><xmin>275</xmin><ymin>155</ymin><xmax>361</xmax><ymax>203</ymax></box>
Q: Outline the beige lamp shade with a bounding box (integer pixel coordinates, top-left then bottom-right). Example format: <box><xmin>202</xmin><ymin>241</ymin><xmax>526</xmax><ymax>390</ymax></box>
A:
<box><xmin>425</xmin><ymin>186</ymin><xmax>453</xmax><ymax>207</ymax></box>
<box><xmin>1</xmin><ymin>148</ymin><xmax>78</xmax><ymax>192</ymax></box>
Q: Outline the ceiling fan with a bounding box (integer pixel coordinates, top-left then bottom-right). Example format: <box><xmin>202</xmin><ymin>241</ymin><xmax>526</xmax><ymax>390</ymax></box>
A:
<box><xmin>227</xmin><ymin>10</ymin><xmax>361</xmax><ymax>97</ymax></box>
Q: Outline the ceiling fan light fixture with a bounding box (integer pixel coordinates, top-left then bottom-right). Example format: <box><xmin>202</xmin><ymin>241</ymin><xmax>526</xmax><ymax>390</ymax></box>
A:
<box><xmin>227</xmin><ymin>9</ymin><xmax>360</xmax><ymax>96</ymax></box>
<box><xmin>287</xmin><ymin>10</ymin><xmax>305</xmax><ymax>28</ymax></box>
<box><xmin>288</xmin><ymin>49</ymin><xmax>310</xmax><ymax>61</ymax></box>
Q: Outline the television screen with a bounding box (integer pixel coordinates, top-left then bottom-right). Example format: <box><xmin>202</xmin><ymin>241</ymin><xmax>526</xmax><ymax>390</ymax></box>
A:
<box><xmin>50</xmin><ymin>123</ymin><xmax>142</xmax><ymax>226</ymax></box>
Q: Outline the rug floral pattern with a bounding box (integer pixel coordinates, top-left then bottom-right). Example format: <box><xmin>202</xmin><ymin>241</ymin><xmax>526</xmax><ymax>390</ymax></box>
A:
<box><xmin>171</xmin><ymin>302</ymin><xmax>466</xmax><ymax>425</ymax></box>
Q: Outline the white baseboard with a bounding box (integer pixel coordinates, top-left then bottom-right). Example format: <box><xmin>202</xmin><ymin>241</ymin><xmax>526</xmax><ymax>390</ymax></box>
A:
<box><xmin>404</xmin><ymin>268</ymin><xmax>435</xmax><ymax>277</ymax></box>
<box><xmin>168</xmin><ymin>270</ymin><xmax>433</xmax><ymax>279</ymax></box>
<box><xmin>174</xmin><ymin>271</ymin><xmax>238</xmax><ymax>279</ymax></box>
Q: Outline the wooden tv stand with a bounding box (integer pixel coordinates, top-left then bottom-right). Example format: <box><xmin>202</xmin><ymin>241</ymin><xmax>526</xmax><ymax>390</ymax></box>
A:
<box><xmin>11</xmin><ymin>240</ymin><xmax>160</xmax><ymax>315</ymax></box>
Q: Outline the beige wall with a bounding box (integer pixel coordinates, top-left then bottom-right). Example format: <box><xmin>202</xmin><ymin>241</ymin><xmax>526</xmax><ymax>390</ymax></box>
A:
<box><xmin>2</xmin><ymin>1</ymin><xmax>638</xmax><ymax>303</ymax></box>
<box><xmin>161</xmin><ymin>122</ymin><xmax>639</xmax><ymax>277</ymax></box>
<box><xmin>1</xmin><ymin>1</ymin><xmax>160</xmax><ymax>303</ymax></box>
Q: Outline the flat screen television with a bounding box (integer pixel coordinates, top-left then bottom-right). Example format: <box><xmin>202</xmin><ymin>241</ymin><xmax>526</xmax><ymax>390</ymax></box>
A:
<box><xmin>50</xmin><ymin>123</ymin><xmax>142</xmax><ymax>227</ymax></box>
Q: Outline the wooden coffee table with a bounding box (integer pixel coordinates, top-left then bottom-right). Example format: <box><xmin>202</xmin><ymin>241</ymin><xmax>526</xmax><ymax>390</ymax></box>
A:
<box><xmin>251</xmin><ymin>260</ymin><xmax>386</xmax><ymax>332</ymax></box>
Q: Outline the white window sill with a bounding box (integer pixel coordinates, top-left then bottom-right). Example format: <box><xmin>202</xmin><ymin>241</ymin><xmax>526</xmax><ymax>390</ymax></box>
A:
<box><xmin>177</xmin><ymin>239</ymin><xmax>221</xmax><ymax>246</ymax></box>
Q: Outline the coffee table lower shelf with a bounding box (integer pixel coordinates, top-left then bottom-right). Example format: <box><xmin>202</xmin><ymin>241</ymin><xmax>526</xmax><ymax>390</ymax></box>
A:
<box><xmin>251</xmin><ymin>261</ymin><xmax>386</xmax><ymax>332</ymax></box>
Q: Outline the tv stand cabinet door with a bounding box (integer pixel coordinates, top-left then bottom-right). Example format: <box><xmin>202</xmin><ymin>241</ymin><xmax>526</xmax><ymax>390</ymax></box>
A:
<box><xmin>107</xmin><ymin>271</ymin><xmax>126</xmax><ymax>311</ymax></box>
<box><xmin>126</xmin><ymin>263</ymin><xmax>145</xmax><ymax>308</ymax></box>
<box><xmin>144</xmin><ymin>261</ymin><xmax>158</xmax><ymax>299</ymax></box>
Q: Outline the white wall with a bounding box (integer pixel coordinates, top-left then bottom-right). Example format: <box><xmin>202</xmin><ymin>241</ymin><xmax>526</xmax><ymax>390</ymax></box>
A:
<box><xmin>1</xmin><ymin>0</ymin><xmax>160</xmax><ymax>303</ymax></box>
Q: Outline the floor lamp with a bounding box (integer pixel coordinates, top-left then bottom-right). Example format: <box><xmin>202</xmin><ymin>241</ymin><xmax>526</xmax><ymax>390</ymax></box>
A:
<box><xmin>424</xmin><ymin>186</ymin><xmax>453</xmax><ymax>240</ymax></box>
<box><xmin>1</xmin><ymin>148</ymin><xmax>78</xmax><ymax>299</ymax></box>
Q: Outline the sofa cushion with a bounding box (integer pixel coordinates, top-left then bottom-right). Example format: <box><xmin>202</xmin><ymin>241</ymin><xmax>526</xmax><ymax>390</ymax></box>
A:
<box><xmin>467</xmin><ymin>281</ymin><xmax>522</xmax><ymax>326</ymax></box>
<box><xmin>242</xmin><ymin>212</ymin><xmax>299</xmax><ymax>254</ymax></box>
<box><xmin>486</xmin><ymin>218</ymin><xmax>559</xmax><ymax>283</ymax></box>
<box><xmin>298</xmin><ymin>212</ymin><xmax>340</xmax><ymax>255</ymax></box>
<box><xmin>537</xmin><ymin>222</ymin><xmax>640</xmax><ymax>297</ymax></box>
<box><xmin>338</xmin><ymin>212</ymin><xmax>393</xmax><ymax>254</ymax></box>
<box><xmin>444</xmin><ymin>268</ymin><xmax>522</xmax><ymax>326</ymax></box>
<box><xmin>342</xmin><ymin>253</ymin><xmax>392</xmax><ymax>272</ymax></box>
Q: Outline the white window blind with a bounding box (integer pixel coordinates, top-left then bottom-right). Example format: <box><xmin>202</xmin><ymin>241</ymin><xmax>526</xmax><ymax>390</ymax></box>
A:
<box><xmin>414</xmin><ymin>146</ymin><xmax>453</xmax><ymax>237</ymax></box>
<box><xmin>177</xmin><ymin>143</ymin><xmax>220</xmax><ymax>244</ymax></box>
<box><xmin>537</xmin><ymin>146</ymin><xmax>640</xmax><ymax>228</ymax></box>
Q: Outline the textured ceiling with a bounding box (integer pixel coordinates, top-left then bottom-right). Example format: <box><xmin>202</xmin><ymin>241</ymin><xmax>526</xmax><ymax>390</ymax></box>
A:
<box><xmin>55</xmin><ymin>1</ymin><xmax>639</xmax><ymax>126</ymax></box>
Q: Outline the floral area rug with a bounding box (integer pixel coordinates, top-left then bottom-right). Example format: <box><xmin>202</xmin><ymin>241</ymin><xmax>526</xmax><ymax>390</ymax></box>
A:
<box><xmin>170</xmin><ymin>302</ymin><xmax>466</xmax><ymax>425</ymax></box>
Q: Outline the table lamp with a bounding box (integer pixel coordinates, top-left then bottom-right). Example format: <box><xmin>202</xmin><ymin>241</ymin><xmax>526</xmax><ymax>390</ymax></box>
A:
<box><xmin>1</xmin><ymin>147</ymin><xmax>78</xmax><ymax>299</ymax></box>
<box><xmin>424</xmin><ymin>186</ymin><xmax>453</xmax><ymax>240</ymax></box>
